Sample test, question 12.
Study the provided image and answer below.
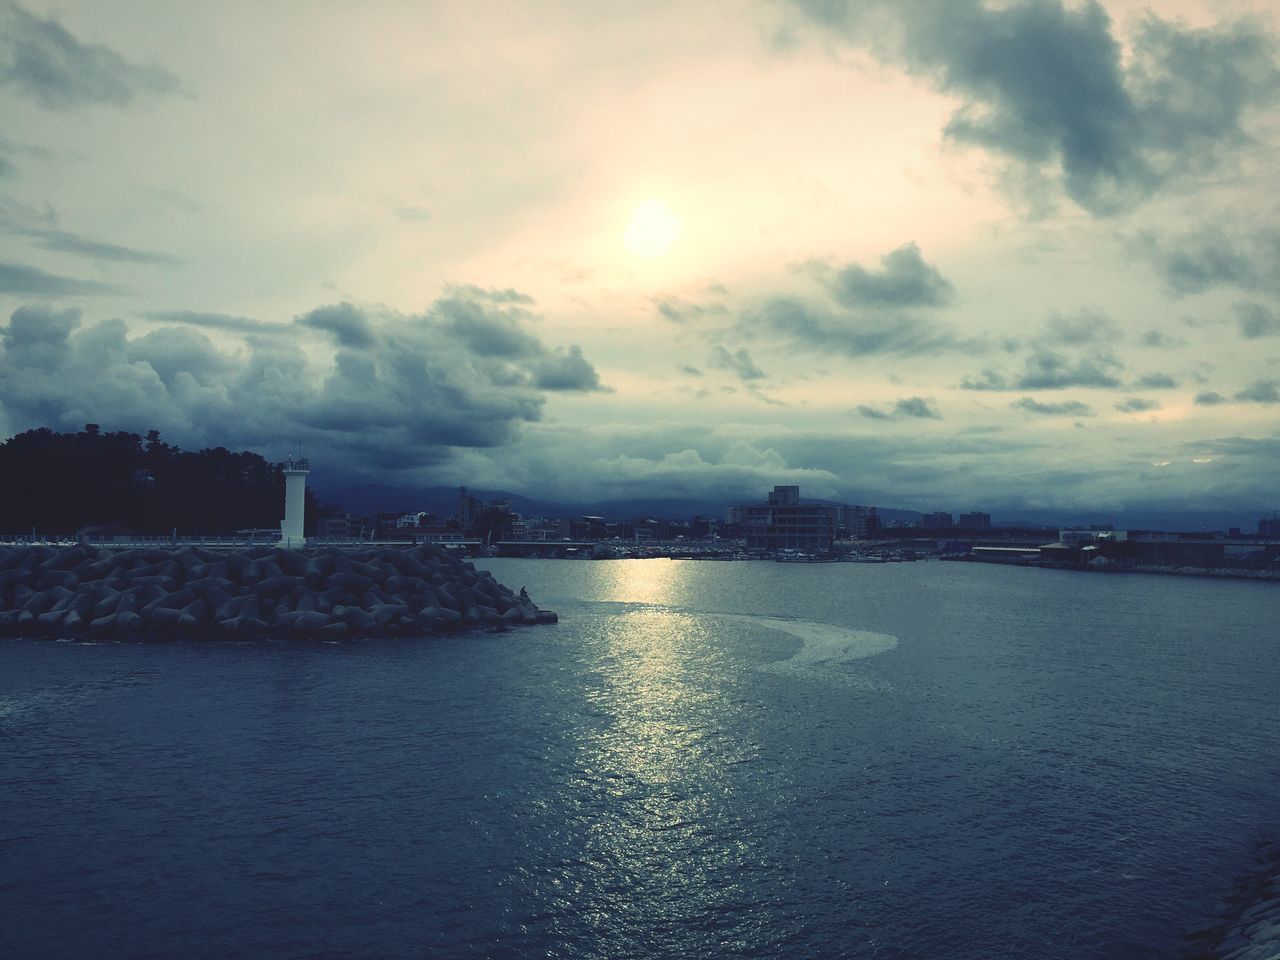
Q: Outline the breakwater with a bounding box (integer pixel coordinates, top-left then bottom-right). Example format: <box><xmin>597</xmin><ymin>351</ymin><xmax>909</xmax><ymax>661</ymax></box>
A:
<box><xmin>1185</xmin><ymin>841</ymin><xmax>1280</xmax><ymax>959</ymax></box>
<box><xmin>0</xmin><ymin>544</ymin><xmax>556</xmax><ymax>641</ymax></box>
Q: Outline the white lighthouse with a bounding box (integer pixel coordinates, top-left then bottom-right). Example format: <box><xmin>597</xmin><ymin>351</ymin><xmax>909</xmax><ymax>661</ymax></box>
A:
<box><xmin>280</xmin><ymin>455</ymin><xmax>310</xmax><ymax>548</ymax></box>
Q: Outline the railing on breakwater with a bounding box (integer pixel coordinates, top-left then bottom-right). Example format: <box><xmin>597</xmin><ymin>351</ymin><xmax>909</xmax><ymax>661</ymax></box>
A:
<box><xmin>0</xmin><ymin>535</ymin><xmax>484</xmax><ymax>551</ymax></box>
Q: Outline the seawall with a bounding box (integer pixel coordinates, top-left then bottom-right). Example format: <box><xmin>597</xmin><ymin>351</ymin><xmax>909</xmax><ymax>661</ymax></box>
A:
<box><xmin>0</xmin><ymin>543</ymin><xmax>556</xmax><ymax>641</ymax></box>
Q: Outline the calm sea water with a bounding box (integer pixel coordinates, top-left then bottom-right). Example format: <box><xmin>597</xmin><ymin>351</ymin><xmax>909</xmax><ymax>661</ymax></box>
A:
<box><xmin>1</xmin><ymin>559</ymin><xmax>1277</xmax><ymax>959</ymax></box>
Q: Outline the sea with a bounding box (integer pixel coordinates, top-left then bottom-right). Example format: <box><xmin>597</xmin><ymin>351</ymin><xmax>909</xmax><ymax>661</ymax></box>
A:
<box><xmin>1</xmin><ymin>558</ymin><xmax>1277</xmax><ymax>960</ymax></box>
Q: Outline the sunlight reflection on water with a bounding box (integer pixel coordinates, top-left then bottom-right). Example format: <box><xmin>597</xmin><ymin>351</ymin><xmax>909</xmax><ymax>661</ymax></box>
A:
<box><xmin>569</xmin><ymin>608</ymin><xmax>773</xmax><ymax>954</ymax></box>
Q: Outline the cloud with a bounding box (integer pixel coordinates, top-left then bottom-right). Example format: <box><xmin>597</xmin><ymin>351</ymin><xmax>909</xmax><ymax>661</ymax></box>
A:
<box><xmin>434</xmin><ymin>292</ymin><xmax>543</xmax><ymax>358</ymax></box>
<box><xmin>710</xmin><ymin>345</ymin><xmax>765</xmax><ymax>380</ymax></box>
<box><xmin>1011</xmin><ymin>397</ymin><xmax>1093</xmax><ymax>416</ymax></box>
<box><xmin>584</xmin><ymin>441</ymin><xmax>841</xmax><ymax>502</ymax></box>
<box><xmin>0</xmin><ymin>292</ymin><xmax>606</xmax><ymax>478</ymax></box>
<box><xmin>894</xmin><ymin>396</ymin><xmax>942</xmax><ymax>419</ymax></box>
<box><xmin>145</xmin><ymin>310</ymin><xmax>284</xmax><ymax>336</ymax></box>
<box><xmin>1135</xmin><ymin>373</ymin><xmax>1178</xmax><ymax>390</ymax></box>
<box><xmin>16</xmin><ymin>227</ymin><xmax>177</xmax><ymax>264</ymax></box>
<box><xmin>653</xmin><ymin>295</ymin><xmax>729</xmax><ymax>324</ymax></box>
<box><xmin>1194</xmin><ymin>390</ymin><xmax>1227</xmax><ymax>406</ymax></box>
<box><xmin>127</xmin><ymin>326</ymin><xmax>232</xmax><ymax>387</ymax></box>
<box><xmin>789</xmin><ymin>1</ymin><xmax>1280</xmax><ymax>214</ymax></box>
<box><xmin>678</xmin><ymin>365</ymin><xmax>704</xmax><ymax>377</ymax></box>
<box><xmin>297</xmin><ymin>302</ymin><xmax>377</xmax><ymax>349</ymax></box>
<box><xmin>1139</xmin><ymin>330</ymin><xmax>1183</xmax><ymax>349</ymax></box>
<box><xmin>0</xmin><ymin>1</ymin><xmax>182</xmax><ymax>109</ymax></box>
<box><xmin>962</xmin><ymin>348</ymin><xmax>1123</xmax><ymax>390</ymax></box>
<box><xmin>1139</xmin><ymin>227</ymin><xmax>1280</xmax><ymax>296</ymax></box>
<box><xmin>0</xmin><ymin>221</ymin><xmax>179</xmax><ymax>265</ymax></box>
<box><xmin>1234</xmin><ymin>380</ymin><xmax>1280</xmax><ymax>404</ymax></box>
<box><xmin>394</xmin><ymin>206</ymin><xmax>431</xmax><ymax>222</ymax></box>
<box><xmin>823</xmin><ymin>242</ymin><xmax>954</xmax><ymax>309</ymax></box>
<box><xmin>1115</xmin><ymin>397</ymin><xmax>1160</xmax><ymax>413</ymax></box>
<box><xmin>446</xmin><ymin>284</ymin><xmax>535</xmax><ymax>306</ymax></box>
<box><xmin>1019</xmin><ymin>350</ymin><xmax>1123</xmax><ymax>389</ymax></box>
<box><xmin>1039</xmin><ymin>310</ymin><xmax>1121</xmax><ymax>346</ymax></box>
<box><xmin>533</xmin><ymin>345</ymin><xmax>607</xmax><ymax>392</ymax></box>
<box><xmin>857</xmin><ymin>396</ymin><xmax>943</xmax><ymax>420</ymax></box>
<box><xmin>751</xmin><ymin>295</ymin><xmax>979</xmax><ymax>358</ymax></box>
<box><xmin>0</xmin><ymin>260</ymin><xmax>122</xmax><ymax>295</ymax></box>
<box><xmin>1236</xmin><ymin>301</ymin><xmax>1280</xmax><ymax>339</ymax></box>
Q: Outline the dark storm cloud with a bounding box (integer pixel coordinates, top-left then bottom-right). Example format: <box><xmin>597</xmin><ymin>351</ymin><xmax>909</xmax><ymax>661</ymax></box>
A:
<box><xmin>856</xmin><ymin>396</ymin><xmax>943</xmax><ymax>420</ymax></box>
<box><xmin>961</xmin><ymin>349</ymin><xmax>1123</xmax><ymax>391</ymax></box>
<box><xmin>297</xmin><ymin>303</ymin><xmax>377</xmax><ymax>349</ymax></box>
<box><xmin>127</xmin><ymin>327</ymin><xmax>232</xmax><ymax>387</ymax></box>
<box><xmin>0</xmin><ymin>291</ymin><xmax>605</xmax><ymax>478</ymax></box>
<box><xmin>1194</xmin><ymin>390</ymin><xmax>1227</xmax><ymax>406</ymax></box>
<box><xmin>710</xmin><ymin>345</ymin><xmax>765</xmax><ymax>381</ymax></box>
<box><xmin>1114</xmin><ymin>397</ymin><xmax>1160</xmax><ymax>413</ymax></box>
<box><xmin>1135</xmin><ymin>373</ymin><xmax>1178</xmax><ymax>390</ymax></box>
<box><xmin>790</xmin><ymin>0</ymin><xmax>1280</xmax><ymax>213</ymax></box>
<box><xmin>434</xmin><ymin>293</ymin><xmax>543</xmax><ymax>358</ymax></box>
<box><xmin>824</xmin><ymin>242</ymin><xmax>953</xmax><ymax>309</ymax></box>
<box><xmin>2</xmin><ymin>303</ymin><xmax>78</xmax><ymax>359</ymax></box>
<box><xmin>0</xmin><ymin>1</ymin><xmax>182</xmax><ymax>109</ymax></box>
<box><xmin>751</xmin><ymin>296</ymin><xmax>979</xmax><ymax>358</ymax></box>
<box><xmin>1236</xmin><ymin>302</ymin><xmax>1280</xmax><ymax>339</ymax></box>
<box><xmin>1234</xmin><ymin>380</ymin><xmax>1280</xmax><ymax>404</ymax></box>
<box><xmin>1011</xmin><ymin>396</ymin><xmax>1093</xmax><ymax>416</ymax></box>
<box><xmin>0</xmin><ymin>260</ymin><xmax>121</xmax><ymax>295</ymax></box>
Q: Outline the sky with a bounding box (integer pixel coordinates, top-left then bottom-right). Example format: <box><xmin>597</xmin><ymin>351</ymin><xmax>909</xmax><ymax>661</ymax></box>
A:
<box><xmin>1</xmin><ymin>0</ymin><xmax>1278</xmax><ymax>522</ymax></box>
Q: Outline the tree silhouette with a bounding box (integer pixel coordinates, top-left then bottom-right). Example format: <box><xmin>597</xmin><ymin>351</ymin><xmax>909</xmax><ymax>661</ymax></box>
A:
<box><xmin>0</xmin><ymin>426</ymin><xmax>320</xmax><ymax>536</ymax></box>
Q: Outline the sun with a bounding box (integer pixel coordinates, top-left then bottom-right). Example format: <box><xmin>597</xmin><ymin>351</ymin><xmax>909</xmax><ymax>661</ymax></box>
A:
<box><xmin>623</xmin><ymin>198</ymin><xmax>683</xmax><ymax>257</ymax></box>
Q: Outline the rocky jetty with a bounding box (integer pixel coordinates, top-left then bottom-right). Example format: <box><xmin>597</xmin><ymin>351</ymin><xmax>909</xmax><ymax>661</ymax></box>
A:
<box><xmin>0</xmin><ymin>543</ymin><xmax>556</xmax><ymax>641</ymax></box>
<box><xmin>1185</xmin><ymin>841</ymin><xmax>1280</xmax><ymax>960</ymax></box>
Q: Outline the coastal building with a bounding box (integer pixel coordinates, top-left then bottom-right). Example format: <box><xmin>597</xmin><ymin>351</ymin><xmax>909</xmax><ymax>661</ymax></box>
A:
<box><xmin>316</xmin><ymin>513</ymin><xmax>365</xmax><ymax>540</ymax></box>
<box><xmin>736</xmin><ymin>485</ymin><xmax>837</xmax><ymax>554</ymax></box>
<box><xmin>921</xmin><ymin>511</ymin><xmax>954</xmax><ymax>529</ymax></box>
<box><xmin>1260</xmin><ymin>514</ymin><xmax>1280</xmax><ymax>537</ymax></box>
<box><xmin>457</xmin><ymin>486</ymin><xmax>478</xmax><ymax>532</ymax></box>
<box><xmin>838</xmin><ymin>504</ymin><xmax>880</xmax><ymax>539</ymax></box>
<box><xmin>570</xmin><ymin>516</ymin><xmax>608</xmax><ymax>540</ymax></box>
<box><xmin>959</xmin><ymin>511</ymin><xmax>991</xmax><ymax>531</ymax></box>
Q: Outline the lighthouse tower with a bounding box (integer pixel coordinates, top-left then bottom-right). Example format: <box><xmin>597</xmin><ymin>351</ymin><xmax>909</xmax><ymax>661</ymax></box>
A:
<box><xmin>280</xmin><ymin>455</ymin><xmax>310</xmax><ymax>548</ymax></box>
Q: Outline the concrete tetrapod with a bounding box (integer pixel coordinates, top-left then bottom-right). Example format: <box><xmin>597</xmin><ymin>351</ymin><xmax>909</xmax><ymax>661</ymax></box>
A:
<box><xmin>0</xmin><ymin>544</ymin><xmax>556</xmax><ymax>641</ymax></box>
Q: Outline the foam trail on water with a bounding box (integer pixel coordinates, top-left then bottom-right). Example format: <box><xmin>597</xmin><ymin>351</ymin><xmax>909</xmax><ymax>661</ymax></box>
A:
<box><xmin>720</xmin><ymin>614</ymin><xmax>897</xmax><ymax>683</ymax></box>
